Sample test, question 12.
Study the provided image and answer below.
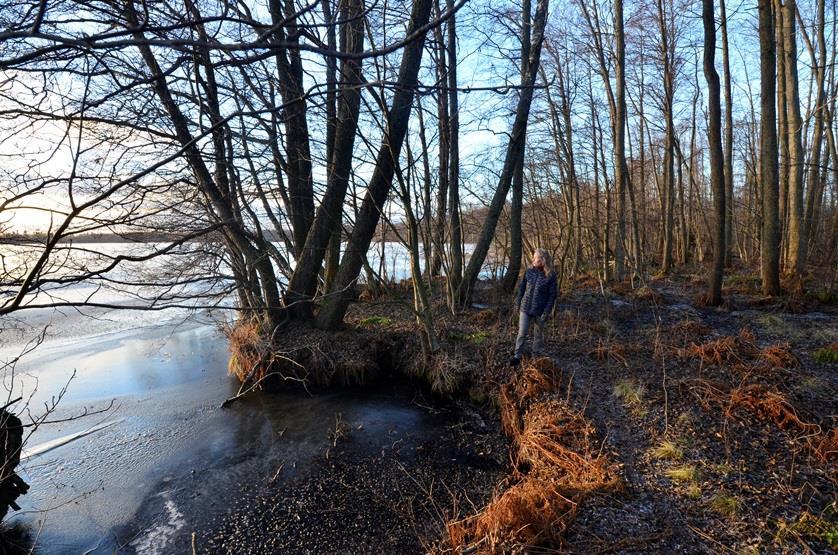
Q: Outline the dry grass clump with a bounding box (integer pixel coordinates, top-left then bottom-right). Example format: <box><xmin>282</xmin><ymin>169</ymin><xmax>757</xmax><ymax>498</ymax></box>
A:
<box><xmin>451</xmin><ymin>380</ymin><xmax>618</xmax><ymax>552</ymax></box>
<box><xmin>426</xmin><ymin>350</ymin><xmax>465</xmax><ymax>395</ymax></box>
<box><xmin>708</xmin><ymin>493</ymin><xmax>740</xmax><ymax>518</ymax></box>
<box><xmin>447</xmin><ymin>480</ymin><xmax>576</xmax><ymax>550</ymax></box>
<box><xmin>677</xmin><ymin>328</ymin><xmax>759</xmax><ymax>367</ymax></box>
<box><xmin>515</xmin><ymin>401</ymin><xmax>611</xmax><ymax>489</ymax></box>
<box><xmin>591</xmin><ymin>340</ymin><xmax>628</xmax><ymax>366</ymax></box>
<box><xmin>651</xmin><ymin>440</ymin><xmax>684</xmax><ymax>461</ymax></box>
<box><xmin>471</xmin><ymin>309</ymin><xmax>498</xmax><ymax>327</ymax></box>
<box><xmin>728</xmin><ymin>384</ymin><xmax>820</xmax><ymax>434</ymax></box>
<box><xmin>758</xmin><ymin>342</ymin><xmax>798</xmax><ymax>369</ymax></box>
<box><xmin>498</xmin><ymin>384</ymin><xmax>522</xmax><ymax>438</ymax></box>
<box><xmin>613</xmin><ymin>379</ymin><xmax>647</xmax><ymax>416</ymax></box>
<box><xmin>665</xmin><ymin>464</ymin><xmax>699</xmax><ymax>483</ymax></box>
<box><xmin>515</xmin><ymin>358</ymin><xmax>560</xmax><ymax>404</ymax></box>
<box><xmin>688</xmin><ymin>379</ymin><xmax>833</xmax><ymax>464</ymax></box>
<box><xmin>224</xmin><ymin>318</ymin><xmax>271</xmax><ymax>382</ymax></box>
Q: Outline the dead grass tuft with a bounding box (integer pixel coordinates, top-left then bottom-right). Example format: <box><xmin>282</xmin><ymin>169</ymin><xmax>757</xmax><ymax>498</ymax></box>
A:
<box><xmin>759</xmin><ymin>342</ymin><xmax>798</xmax><ymax>369</ymax></box>
<box><xmin>462</xmin><ymin>480</ymin><xmax>576</xmax><ymax>550</ymax></box>
<box><xmin>426</xmin><ymin>351</ymin><xmax>464</xmax><ymax>395</ymax></box>
<box><xmin>727</xmin><ymin>384</ymin><xmax>820</xmax><ymax>434</ymax></box>
<box><xmin>708</xmin><ymin>493</ymin><xmax>739</xmax><ymax>518</ymax></box>
<box><xmin>515</xmin><ymin>358</ymin><xmax>561</xmax><ymax>404</ymax></box>
<box><xmin>471</xmin><ymin>309</ymin><xmax>498</xmax><ymax>327</ymax></box>
<box><xmin>515</xmin><ymin>401</ymin><xmax>612</xmax><ymax>489</ymax></box>
<box><xmin>691</xmin><ymin>379</ymin><xmax>819</xmax><ymax>435</ymax></box>
<box><xmin>651</xmin><ymin>440</ymin><xmax>684</xmax><ymax>461</ymax></box>
<box><xmin>498</xmin><ymin>384</ymin><xmax>522</xmax><ymax>439</ymax></box>
<box><xmin>591</xmin><ymin>340</ymin><xmax>628</xmax><ymax>366</ymax></box>
<box><xmin>453</xmin><ymin>391</ymin><xmax>618</xmax><ymax>552</ymax></box>
<box><xmin>224</xmin><ymin>318</ymin><xmax>271</xmax><ymax>383</ymax></box>
<box><xmin>677</xmin><ymin>328</ymin><xmax>759</xmax><ymax>367</ymax></box>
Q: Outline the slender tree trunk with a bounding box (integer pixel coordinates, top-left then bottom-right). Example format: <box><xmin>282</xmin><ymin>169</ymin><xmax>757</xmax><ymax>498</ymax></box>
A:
<box><xmin>802</xmin><ymin>0</ymin><xmax>826</xmax><ymax>270</ymax></box>
<box><xmin>613</xmin><ymin>0</ymin><xmax>628</xmax><ymax>281</ymax></box>
<box><xmin>775</xmin><ymin>0</ymin><xmax>789</xmax><ymax>264</ymax></box>
<box><xmin>759</xmin><ymin>0</ymin><xmax>782</xmax><ymax>295</ymax></box>
<box><xmin>430</xmin><ymin>1</ymin><xmax>449</xmax><ymax>277</ymax></box>
<box><xmin>658</xmin><ymin>0</ymin><xmax>676</xmax><ymax>275</ymax></box>
<box><xmin>704</xmin><ymin>0</ymin><xmax>725</xmax><ymax>305</ymax></box>
<box><xmin>783</xmin><ymin>0</ymin><xmax>805</xmax><ymax>281</ymax></box>
<box><xmin>720</xmin><ymin>0</ymin><xmax>735</xmax><ymax>267</ymax></box>
<box><xmin>502</xmin><ymin>0</ymin><xmax>531</xmax><ymax>293</ymax></box>
<box><xmin>446</xmin><ymin>0</ymin><xmax>463</xmax><ymax>304</ymax></box>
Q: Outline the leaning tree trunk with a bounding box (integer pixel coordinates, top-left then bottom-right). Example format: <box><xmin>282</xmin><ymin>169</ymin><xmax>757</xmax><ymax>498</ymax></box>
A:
<box><xmin>316</xmin><ymin>0</ymin><xmax>434</xmax><ymax>330</ymax></box>
<box><xmin>457</xmin><ymin>0</ymin><xmax>550</xmax><ymax>307</ymax></box>
<box><xmin>502</xmin><ymin>0</ymin><xmax>532</xmax><ymax>294</ymax></box>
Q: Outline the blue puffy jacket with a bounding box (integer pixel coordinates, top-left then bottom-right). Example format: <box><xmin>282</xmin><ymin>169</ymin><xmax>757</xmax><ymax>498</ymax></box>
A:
<box><xmin>516</xmin><ymin>267</ymin><xmax>558</xmax><ymax>317</ymax></box>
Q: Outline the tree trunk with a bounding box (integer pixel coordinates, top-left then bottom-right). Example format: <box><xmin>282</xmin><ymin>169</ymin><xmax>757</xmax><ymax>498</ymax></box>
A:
<box><xmin>759</xmin><ymin>0</ymin><xmax>782</xmax><ymax>295</ymax></box>
<box><xmin>316</xmin><ymin>0</ymin><xmax>433</xmax><ymax>329</ymax></box>
<box><xmin>502</xmin><ymin>0</ymin><xmax>531</xmax><ymax>294</ymax></box>
<box><xmin>613</xmin><ymin>0</ymin><xmax>628</xmax><ymax>281</ymax></box>
<box><xmin>802</xmin><ymin>0</ymin><xmax>826</xmax><ymax>271</ymax></box>
<box><xmin>720</xmin><ymin>0</ymin><xmax>735</xmax><ymax>267</ymax></box>
<box><xmin>446</xmin><ymin>0</ymin><xmax>463</xmax><ymax>305</ymax></box>
<box><xmin>783</xmin><ymin>0</ymin><xmax>805</xmax><ymax>281</ymax></box>
<box><xmin>704</xmin><ymin>0</ymin><xmax>725</xmax><ymax>306</ymax></box>
<box><xmin>457</xmin><ymin>0</ymin><xmax>550</xmax><ymax>307</ymax></box>
<box><xmin>285</xmin><ymin>0</ymin><xmax>365</xmax><ymax>320</ymax></box>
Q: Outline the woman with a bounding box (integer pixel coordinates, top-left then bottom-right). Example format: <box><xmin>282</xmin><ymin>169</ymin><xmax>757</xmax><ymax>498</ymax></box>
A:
<box><xmin>510</xmin><ymin>248</ymin><xmax>557</xmax><ymax>365</ymax></box>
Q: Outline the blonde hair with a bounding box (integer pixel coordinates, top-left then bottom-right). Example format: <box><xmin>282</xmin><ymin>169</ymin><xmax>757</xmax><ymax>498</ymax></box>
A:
<box><xmin>534</xmin><ymin>248</ymin><xmax>553</xmax><ymax>275</ymax></box>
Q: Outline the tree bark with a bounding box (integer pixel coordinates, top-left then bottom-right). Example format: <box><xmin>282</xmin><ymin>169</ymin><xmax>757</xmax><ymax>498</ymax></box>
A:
<box><xmin>759</xmin><ymin>0</ymin><xmax>782</xmax><ymax>295</ymax></box>
<box><xmin>719</xmin><ymin>0</ymin><xmax>735</xmax><ymax>267</ymax></box>
<box><xmin>704</xmin><ymin>0</ymin><xmax>725</xmax><ymax>305</ymax></box>
<box><xmin>783</xmin><ymin>0</ymin><xmax>805</xmax><ymax>281</ymax></box>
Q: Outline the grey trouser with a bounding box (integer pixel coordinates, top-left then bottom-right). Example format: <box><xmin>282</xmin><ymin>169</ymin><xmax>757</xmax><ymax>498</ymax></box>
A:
<box><xmin>515</xmin><ymin>310</ymin><xmax>545</xmax><ymax>357</ymax></box>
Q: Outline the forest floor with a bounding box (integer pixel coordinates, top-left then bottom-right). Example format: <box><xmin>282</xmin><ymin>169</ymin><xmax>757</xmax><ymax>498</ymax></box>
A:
<box><xmin>200</xmin><ymin>271</ymin><xmax>837</xmax><ymax>554</ymax></box>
